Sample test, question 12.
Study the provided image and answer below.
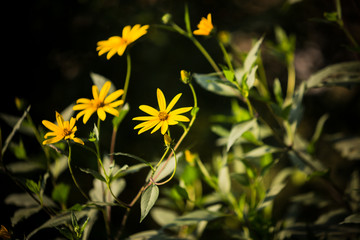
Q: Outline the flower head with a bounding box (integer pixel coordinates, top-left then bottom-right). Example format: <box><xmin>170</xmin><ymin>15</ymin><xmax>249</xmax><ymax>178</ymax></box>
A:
<box><xmin>193</xmin><ymin>13</ymin><xmax>213</xmax><ymax>36</ymax></box>
<box><xmin>133</xmin><ymin>88</ymin><xmax>192</xmax><ymax>135</ymax></box>
<box><xmin>97</xmin><ymin>24</ymin><xmax>149</xmax><ymax>59</ymax></box>
<box><xmin>73</xmin><ymin>81</ymin><xmax>124</xmax><ymax>124</ymax></box>
<box><xmin>42</xmin><ymin>112</ymin><xmax>84</xmax><ymax>145</ymax></box>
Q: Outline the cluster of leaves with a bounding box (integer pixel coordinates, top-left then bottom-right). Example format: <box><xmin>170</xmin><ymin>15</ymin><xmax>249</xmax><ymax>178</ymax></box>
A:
<box><xmin>1</xmin><ymin>2</ymin><xmax>360</xmax><ymax>240</ymax></box>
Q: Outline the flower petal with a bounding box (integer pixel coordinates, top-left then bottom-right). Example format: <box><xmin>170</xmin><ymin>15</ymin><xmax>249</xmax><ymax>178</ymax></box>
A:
<box><xmin>139</xmin><ymin>105</ymin><xmax>159</xmax><ymax>116</ymax></box>
<box><xmin>160</xmin><ymin>121</ymin><xmax>169</xmax><ymax>135</ymax></box>
<box><xmin>157</xmin><ymin>88</ymin><xmax>166</xmax><ymax>111</ymax></box>
<box><xmin>99</xmin><ymin>81</ymin><xmax>111</xmax><ymax>101</ymax></box>
<box><xmin>97</xmin><ymin>108</ymin><xmax>106</xmax><ymax>121</ymax></box>
<box><xmin>92</xmin><ymin>85</ymin><xmax>99</xmax><ymax>100</ymax></box>
<box><xmin>169</xmin><ymin>107</ymin><xmax>192</xmax><ymax>115</ymax></box>
<box><xmin>166</xmin><ymin>93</ymin><xmax>182</xmax><ymax>112</ymax></box>
<box><xmin>104</xmin><ymin>89</ymin><xmax>123</xmax><ymax>104</ymax></box>
<box><xmin>55</xmin><ymin>112</ymin><xmax>65</xmax><ymax>129</ymax></box>
<box><xmin>103</xmin><ymin>106</ymin><xmax>119</xmax><ymax>117</ymax></box>
<box><xmin>42</xmin><ymin>120</ymin><xmax>60</xmax><ymax>132</ymax></box>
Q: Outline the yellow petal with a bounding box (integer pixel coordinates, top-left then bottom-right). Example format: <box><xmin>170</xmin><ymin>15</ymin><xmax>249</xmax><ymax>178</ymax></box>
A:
<box><xmin>103</xmin><ymin>106</ymin><xmax>119</xmax><ymax>116</ymax></box>
<box><xmin>104</xmin><ymin>89</ymin><xmax>123</xmax><ymax>104</ymax></box>
<box><xmin>157</xmin><ymin>88</ymin><xmax>166</xmax><ymax>111</ymax></box>
<box><xmin>55</xmin><ymin>112</ymin><xmax>65</xmax><ymax>129</ymax></box>
<box><xmin>42</xmin><ymin>120</ymin><xmax>60</xmax><ymax>132</ymax></box>
<box><xmin>99</xmin><ymin>81</ymin><xmax>111</xmax><ymax>101</ymax></box>
<box><xmin>166</xmin><ymin>93</ymin><xmax>182</xmax><ymax>112</ymax></box>
<box><xmin>139</xmin><ymin>105</ymin><xmax>159</xmax><ymax>116</ymax></box>
<box><xmin>97</xmin><ymin>108</ymin><xmax>106</xmax><ymax>121</ymax></box>
<box><xmin>92</xmin><ymin>85</ymin><xmax>99</xmax><ymax>100</ymax></box>
<box><xmin>169</xmin><ymin>107</ymin><xmax>192</xmax><ymax>115</ymax></box>
<box><xmin>160</xmin><ymin>121</ymin><xmax>169</xmax><ymax>135</ymax></box>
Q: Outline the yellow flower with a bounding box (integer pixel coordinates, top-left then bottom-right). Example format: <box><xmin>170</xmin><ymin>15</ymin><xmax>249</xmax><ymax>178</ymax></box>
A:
<box><xmin>193</xmin><ymin>13</ymin><xmax>213</xmax><ymax>36</ymax></box>
<box><xmin>97</xmin><ymin>24</ymin><xmax>149</xmax><ymax>59</ymax></box>
<box><xmin>133</xmin><ymin>88</ymin><xmax>192</xmax><ymax>135</ymax></box>
<box><xmin>42</xmin><ymin>112</ymin><xmax>84</xmax><ymax>145</ymax></box>
<box><xmin>73</xmin><ymin>81</ymin><xmax>124</xmax><ymax>124</ymax></box>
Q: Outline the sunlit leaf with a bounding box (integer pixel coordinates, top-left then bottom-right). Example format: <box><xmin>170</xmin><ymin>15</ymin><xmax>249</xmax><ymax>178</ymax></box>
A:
<box><xmin>151</xmin><ymin>207</ymin><xmax>178</xmax><ymax>227</ymax></box>
<box><xmin>244</xmin><ymin>36</ymin><xmax>264</xmax><ymax>72</ymax></box>
<box><xmin>218</xmin><ymin>157</ymin><xmax>231</xmax><ymax>194</ymax></box>
<box><xmin>140</xmin><ymin>184</ymin><xmax>159</xmax><ymax>223</ymax></box>
<box><xmin>80</xmin><ymin>168</ymin><xmax>106</xmax><ymax>182</ymax></box>
<box><xmin>112</xmin><ymin>103</ymin><xmax>129</xmax><ymax>130</ymax></box>
<box><xmin>306</xmin><ymin>61</ymin><xmax>360</xmax><ymax>89</ymax></box>
<box><xmin>52</xmin><ymin>183</ymin><xmax>70</xmax><ymax>205</ymax></box>
<box><xmin>341</xmin><ymin>213</ymin><xmax>360</xmax><ymax>224</ymax></box>
<box><xmin>193</xmin><ymin>73</ymin><xmax>240</xmax><ymax>97</ymax></box>
<box><xmin>227</xmin><ymin>119</ymin><xmax>257</xmax><ymax>151</ymax></box>
<box><xmin>10</xmin><ymin>206</ymin><xmax>42</xmax><ymax>227</ymax></box>
<box><xmin>27</xmin><ymin>209</ymin><xmax>91</xmax><ymax>239</ymax></box>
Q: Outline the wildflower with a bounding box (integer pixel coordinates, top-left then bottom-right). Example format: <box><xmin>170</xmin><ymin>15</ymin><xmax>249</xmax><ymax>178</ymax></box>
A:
<box><xmin>184</xmin><ymin>150</ymin><xmax>196</xmax><ymax>165</ymax></box>
<box><xmin>97</xmin><ymin>24</ymin><xmax>149</xmax><ymax>59</ymax></box>
<box><xmin>42</xmin><ymin>112</ymin><xmax>84</xmax><ymax>145</ymax></box>
<box><xmin>133</xmin><ymin>88</ymin><xmax>192</xmax><ymax>135</ymax></box>
<box><xmin>193</xmin><ymin>13</ymin><xmax>213</xmax><ymax>36</ymax></box>
<box><xmin>73</xmin><ymin>81</ymin><xmax>124</xmax><ymax>124</ymax></box>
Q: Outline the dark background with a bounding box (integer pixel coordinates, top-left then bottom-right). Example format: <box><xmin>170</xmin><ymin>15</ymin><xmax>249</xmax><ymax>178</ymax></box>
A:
<box><xmin>1</xmin><ymin>0</ymin><xmax>359</xmax><ymax>239</ymax></box>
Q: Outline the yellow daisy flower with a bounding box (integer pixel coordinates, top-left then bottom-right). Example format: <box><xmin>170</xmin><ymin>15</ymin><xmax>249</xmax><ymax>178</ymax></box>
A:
<box><xmin>133</xmin><ymin>88</ymin><xmax>192</xmax><ymax>135</ymax></box>
<box><xmin>73</xmin><ymin>81</ymin><xmax>124</xmax><ymax>124</ymax></box>
<box><xmin>42</xmin><ymin>112</ymin><xmax>84</xmax><ymax>145</ymax></box>
<box><xmin>97</xmin><ymin>24</ymin><xmax>149</xmax><ymax>59</ymax></box>
<box><xmin>193</xmin><ymin>13</ymin><xmax>213</xmax><ymax>36</ymax></box>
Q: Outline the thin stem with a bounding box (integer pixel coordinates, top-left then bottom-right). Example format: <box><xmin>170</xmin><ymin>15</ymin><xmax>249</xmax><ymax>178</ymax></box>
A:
<box><xmin>110</xmin><ymin>52</ymin><xmax>132</xmax><ymax>163</ymax></box>
<box><xmin>67</xmin><ymin>142</ymin><xmax>89</xmax><ymax>201</ymax></box>
<box><xmin>154</xmin><ymin>148</ymin><xmax>178</xmax><ymax>185</ymax></box>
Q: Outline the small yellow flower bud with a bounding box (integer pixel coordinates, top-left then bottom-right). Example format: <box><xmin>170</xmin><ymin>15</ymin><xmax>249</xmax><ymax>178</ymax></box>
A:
<box><xmin>164</xmin><ymin>134</ymin><xmax>172</xmax><ymax>147</ymax></box>
<box><xmin>180</xmin><ymin>70</ymin><xmax>191</xmax><ymax>84</ymax></box>
<box><xmin>217</xmin><ymin>31</ymin><xmax>231</xmax><ymax>45</ymax></box>
<box><xmin>184</xmin><ymin>150</ymin><xmax>196</xmax><ymax>166</ymax></box>
<box><xmin>162</xmin><ymin>13</ymin><xmax>172</xmax><ymax>24</ymax></box>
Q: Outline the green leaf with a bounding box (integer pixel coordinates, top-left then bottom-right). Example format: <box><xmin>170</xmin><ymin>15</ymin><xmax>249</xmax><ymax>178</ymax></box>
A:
<box><xmin>11</xmin><ymin>206</ymin><xmax>42</xmax><ymax>227</ymax></box>
<box><xmin>227</xmin><ymin>119</ymin><xmax>257</xmax><ymax>151</ymax></box>
<box><xmin>306</xmin><ymin>61</ymin><xmax>360</xmax><ymax>89</ymax></box>
<box><xmin>151</xmin><ymin>208</ymin><xmax>178</xmax><ymax>227</ymax></box>
<box><xmin>163</xmin><ymin>210</ymin><xmax>224</xmax><ymax>228</ymax></box>
<box><xmin>341</xmin><ymin>213</ymin><xmax>360</xmax><ymax>224</ymax></box>
<box><xmin>244</xmin><ymin>36</ymin><xmax>264</xmax><ymax>72</ymax></box>
<box><xmin>257</xmin><ymin>168</ymin><xmax>293</xmax><ymax>210</ymax></box>
<box><xmin>223</xmin><ymin>69</ymin><xmax>235</xmax><ymax>82</ymax></box>
<box><xmin>307</xmin><ymin>114</ymin><xmax>329</xmax><ymax>154</ymax></box>
<box><xmin>112</xmin><ymin>103</ymin><xmax>129</xmax><ymax>130</ymax></box>
<box><xmin>193</xmin><ymin>73</ymin><xmax>240</xmax><ymax>97</ymax></box>
<box><xmin>231</xmin><ymin>173</ymin><xmax>250</xmax><ymax>186</ymax></box>
<box><xmin>80</xmin><ymin>168</ymin><xmax>106</xmax><ymax>182</ymax></box>
<box><xmin>112</xmin><ymin>152</ymin><xmax>154</xmax><ymax>170</ymax></box>
<box><xmin>52</xmin><ymin>183</ymin><xmax>70</xmax><ymax>205</ymax></box>
<box><xmin>27</xmin><ymin>209</ymin><xmax>91</xmax><ymax>239</ymax></box>
<box><xmin>273</xmin><ymin>78</ymin><xmax>283</xmax><ymax>105</ymax></box>
<box><xmin>218</xmin><ymin>157</ymin><xmax>231</xmax><ymax>194</ymax></box>
<box><xmin>246</xmin><ymin>65</ymin><xmax>258</xmax><ymax>89</ymax></box>
<box><xmin>50</xmin><ymin>156</ymin><xmax>68</xmax><ymax>180</ymax></box>
<box><xmin>26</xmin><ymin>179</ymin><xmax>40</xmax><ymax>195</ymax></box>
<box><xmin>323</xmin><ymin>11</ymin><xmax>339</xmax><ymax>22</ymax></box>
<box><xmin>140</xmin><ymin>184</ymin><xmax>159</xmax><ymax>222</ymax></box>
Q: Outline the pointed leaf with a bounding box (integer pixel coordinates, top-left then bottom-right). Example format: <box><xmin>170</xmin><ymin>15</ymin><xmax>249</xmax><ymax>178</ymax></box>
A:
<box><xmin>140</xmin><ymin>184</ymin><xmax>159</xmax><ymax>222</ymax></box>
<box><xmin>193</xmin><ymin>73</ymin><xmax>240</xmax><ymax>97</ymax></box>
<box><xmin>227</xmin><ymin>119</ymin><xmax>257</xmax><ymax>151</ymax></box>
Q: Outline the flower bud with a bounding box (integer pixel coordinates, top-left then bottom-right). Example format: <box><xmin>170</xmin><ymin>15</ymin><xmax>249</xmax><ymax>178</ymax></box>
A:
<box><xmin>217</xmin><ymin>31</ymin><xmax>231</xmax><ymax>45</ymax></box>
<box><xmin>180</xmin><ymin>70</ymin><xmax>191</xmax><ymax>84</ymax></box>
<box><xmin>162</xmin><ymin>13</ymin><xmax>172</xmax><ymax>24</ymax></box>
<box><xmin>164</xmin><ymin>134</ymin><xmax>172</xmax><ymax>147</ymax></box>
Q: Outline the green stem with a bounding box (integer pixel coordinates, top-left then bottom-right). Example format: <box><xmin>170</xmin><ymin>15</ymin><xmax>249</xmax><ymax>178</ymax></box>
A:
<box><xmin>67</xmin><ymin>142</ymin><xmax>89</xmax><ymax>201</ymax></box>
<box><xmin>154</xmin><ymin>148</ymin><xmax>177</xmax><ymax>185</ymax></box>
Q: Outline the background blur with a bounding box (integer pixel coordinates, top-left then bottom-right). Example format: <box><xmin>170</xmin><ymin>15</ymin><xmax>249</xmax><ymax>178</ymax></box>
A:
<box><xmin>1</xmin><ymin>0</ymin><xmax>359</xmax><ymax>238</ymax></box>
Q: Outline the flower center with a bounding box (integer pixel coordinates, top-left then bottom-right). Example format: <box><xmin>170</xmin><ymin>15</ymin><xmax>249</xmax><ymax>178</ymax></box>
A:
<box><xmin>63</xmin><ymin>128</ymin><xmax>72</xmax><ymax>137</ymax></box>
<box><xmin>158</xmin><ymin>111</ymin><xmax>169</xmax><ymax>121</ymax></box>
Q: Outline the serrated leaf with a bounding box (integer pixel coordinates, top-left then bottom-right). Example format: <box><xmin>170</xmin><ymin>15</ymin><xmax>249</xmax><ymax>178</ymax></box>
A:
<box><xmin>193</xmin><ymin>73</ymin><xmax>240</xmax><ymax>97</ymax></box>
<box><xmin>227</xmin><ymin>119</ymin><xmax>257</xmax><ymax>151</ymax></box>
<box><xmin>140</xmin><ymin>184</ymin><xmax>159</xmax><ymax>222</ymax></box>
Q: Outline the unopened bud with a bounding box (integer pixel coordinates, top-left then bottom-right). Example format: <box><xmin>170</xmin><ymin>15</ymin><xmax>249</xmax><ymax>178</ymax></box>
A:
<box><xmin>164</xmin><ymin>134</ymin><xmax>172</xmax><ymax>147</ymax></box>
<box><xmin>180</xmin><ymin>70</ymin><xmax>191</xmax><ymax>84</ymax></box>
<box><xmin>162</xmin><ymin>13</ymin><xmax>172</xmax><ymax>24</ymax></box>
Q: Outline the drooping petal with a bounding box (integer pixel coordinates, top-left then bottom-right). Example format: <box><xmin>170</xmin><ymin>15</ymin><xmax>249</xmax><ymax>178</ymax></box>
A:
<box><xmin>160</xmin><ymin>121</ymin><xmax>169</xmax><ymax>135</ymax></box>
<box><xmin>97</xmin><ymin>108</ymin><xmax>106</xmax><ymax>121</ymax></box>
<box><xmin>157</xmin><ymin>89</ymin><xmax>166</xmax><ymax>111</ymax></box>
<box><xmin>83</xmin><ymin>109</ymin><xmax>96</xmax><ymax>124</ymax></box>
<box><xmin>136</xmin><ymin>120</ymin><xmax>160</xmax><ymax>134</ymax></box>
<box><xmin>72</xmin><ymin>137</ymin><xmax>85</xmax><ymax>145</ymax></box>
<box><xmin>73</xmin><ymin>103</ymin><xmax>91</xmax><ymax>111</ymax></box>
<box><xmin>103</xmin><ymin>106</ymin><xmax>119</xmax><ymax>116</ymax></box>
<box><xmin>166</xmin><ymin>93</ymin><xmax>182</xmax><ymax>112</ymax></box>
<box><xmin>75</xmin><ymin>98</ymin><xmax>91</xmax><ymax>104</ymax></box>
<box><xmin>139</xmin><ymin>105</ymin><xmax>159</xmax><ymax>116</ymax></box>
